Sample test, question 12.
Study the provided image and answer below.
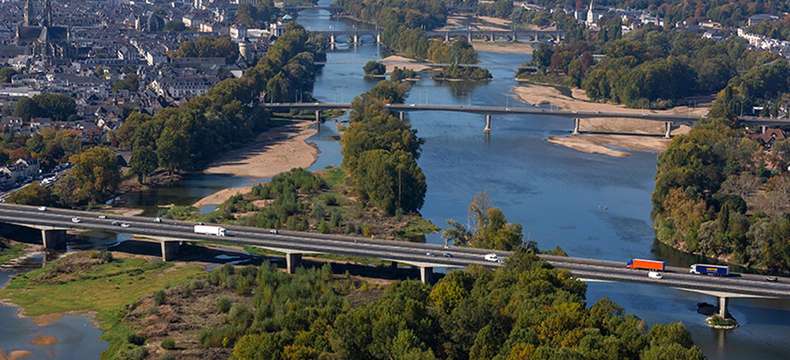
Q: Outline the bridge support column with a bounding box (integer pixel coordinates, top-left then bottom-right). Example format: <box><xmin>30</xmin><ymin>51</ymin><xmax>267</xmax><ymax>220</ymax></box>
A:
<box><xmin>664</xmin><ymin>121</ymin><xmax>672</xmax><ymax>138</ymax></box>
<box><xmin>484</xmin><ymin>114</ymin><xmax>492</xmax><ymax>133</ymax></box>
<box><xmin>718</xmin><ymin>296</ymin><xmax>729</xmax><ymax>318</ymax></box>
<box><xmin>512</xmin><ymin>31</ymin><xmax>518</xmax><ymax>42</ymax></box>
<box><xmin>329</xmin><ymin>33</ymin><xmax>335</xmax><ymax>45</ymax></box>
<box><xmin>572</xmin><ymin>118</ymin><xmax>581</xmax><ymax>135</ymax></box>
<box><xmin>376</xmin><ymin>32</ymin><xmax>382</xmax><ymax>44</ymax></box>
<box><xmin>419</xmin><ymin>266</ymin><xmax>434</xmax><ymax>284</ymax></box>
<box><xmin>286</xmin><ymin>253</ymin><xmax>302</xmax><ymax>274</ymax></box>
<box><xmin>160</xmin><ymin>241</ymin><xmax>180</xmax><ymax>262</ymax></box>
<box><xmin>444</xmin><ymin>31</ymin><xmax>450</xmax><ymax>43</ymax></box>
<box><xmin>534</xmin><ymin>33</ymin><xmax>539</xmax><ymax>42</ymax></box>
<box><xmin>352</xmin><ymin>34</ymin><xmax>359</xmax><ymax>45</ymax></box>
<box><xmin>41</xmin><ymin>229</ymin><xmax>66</xmax><ymax>250</ymax></box>
<box><xmin>467</xmin><ymin>32</ymin><xmax>472</xmax><ymax>43</ymax></box>
<box><xmin>489</xmin><ymin>32</ymin><xmax>495</xmax><ymax>42</ymax></box>
<box><xmin>399</xmin><ymin>111</ymin><xmax>405</xmax><ymax>121</ymax></box>
<box><xmin>314</xmin><ymin>110</ymin><xmax>321</xmax><ymax>124</ymax></box>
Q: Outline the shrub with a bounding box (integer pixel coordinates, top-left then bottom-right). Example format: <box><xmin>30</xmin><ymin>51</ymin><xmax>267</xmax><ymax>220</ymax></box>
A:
<box><xmin>153</xmin><ymin>290</ymin><xmax>166</xmax><ymax>306</ymax></box>
<box><xmin>161</xmin><ymin>338</ymin><xmax>176</xmax><ymax>350</ymax></box>
<box><xmin>118</xmin><ymin>346</ymin><xmax>147</xmax><ymax>360</ymax></box>
<box><xmin>127</xmin><ymin>333</ymin><xmax>145</xmax><ymax>346</ymax></box>
<box><xmin>217</xmin><ymin>297</ymin><xmax>232</xmax><ymax>313</ymax></box>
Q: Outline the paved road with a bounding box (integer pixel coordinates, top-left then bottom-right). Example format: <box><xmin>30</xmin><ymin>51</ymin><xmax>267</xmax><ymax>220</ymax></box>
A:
<box><xmin>265</xmin><ymin>102</ymin><xmax>789</xmax><ymax>125</ymax></box>
<box><xmin>1</xmin><ymin>203</ymin><xmax>789</xmax><ymax>298</ymax></box>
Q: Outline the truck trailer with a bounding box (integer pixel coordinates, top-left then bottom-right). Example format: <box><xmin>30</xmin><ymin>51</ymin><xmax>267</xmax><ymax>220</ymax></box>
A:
<box><xmin>689</xmin><ymin>264</ymin><xmax>729</xmax><ymax>276</ymax></box>
<box><xmin>194</xmin><ymin>225</ymin><xmax>226</xmax><ymax>237</ymax></box>
<box><xmin>626</xmin><ymin>259</ymin><xmax>665</xmax><ymax>271</ymax></box>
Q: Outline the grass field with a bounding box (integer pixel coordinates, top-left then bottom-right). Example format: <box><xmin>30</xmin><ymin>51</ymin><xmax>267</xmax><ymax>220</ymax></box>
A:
<box><xmin>0</xmin><ymin>241</ymin><xmax>27</xmax><ymax>265</ymax></box>
<box><xmin>0</xmin><ymin>252</ymin><xmax>204</xmax><ymax>359</ymax></box>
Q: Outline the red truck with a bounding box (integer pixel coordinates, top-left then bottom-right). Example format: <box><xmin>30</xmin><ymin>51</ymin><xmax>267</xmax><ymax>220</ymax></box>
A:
<box><xmin>626</xmin><ymin>259</ymin><xmax>665</xmax><ymax>271</ymax></box>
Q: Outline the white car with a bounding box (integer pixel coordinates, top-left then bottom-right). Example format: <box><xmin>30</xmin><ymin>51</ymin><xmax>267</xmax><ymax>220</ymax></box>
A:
<box><xmin>120</xmin><ymin>223</ymin><xmax>131</xmax><ymax>228</ymax></box>
<box><xmin>71</xmin><ymin>217</ymin><xmax>81</xmax><ymax>223</ymax></box>
<box><xmin>98</xmin><ymin>215</ymin><xmax>107</xmax><ymax>219</ymax></box>
<box><xmin>648</xmin><ymin>271</ymin><xmax>663</xmax><ymax>279</ymax></box>
<box><xmin>154</xmin><ymin>217</ymin><xmax>162</xmax><ymax>223</ymax></box>
<box><xmin>38</xmin><ymin>206</ymin><xmax>47</xmax><ymax>211</ymax></box>
<box><xmin>484</xmin><ymin>253</ymin><xmax>499</xmax><ymax>262</ymax></box>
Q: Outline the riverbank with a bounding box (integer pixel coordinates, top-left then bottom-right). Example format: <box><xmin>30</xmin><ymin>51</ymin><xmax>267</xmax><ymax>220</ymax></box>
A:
<box><xmin>513</xmin><ymin>83</ymin><xmax>710</xmax><ymax>116</ymax></box>
<box><xmin>472</xmin><ymin>41</ymin><xmax>534</xmax><ymax>54</ymax></box>
<box><xmin>379</xmin><ymin>55</ymin><xmax>433</xmax><ymax>72</ymax></box>
<box><xmin>193</xmin><ymin>120</ymin><xmax>319</xmax><ymax>207</ymax></box>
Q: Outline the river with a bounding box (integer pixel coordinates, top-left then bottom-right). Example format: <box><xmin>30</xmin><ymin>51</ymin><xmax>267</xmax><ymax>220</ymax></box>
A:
<box><xmin>1</xmin><ymin>4</ymin><xmax>789</xmax><ymax>359</ymax></box>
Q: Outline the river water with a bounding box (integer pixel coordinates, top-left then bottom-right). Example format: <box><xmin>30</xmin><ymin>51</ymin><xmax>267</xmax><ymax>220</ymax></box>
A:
<box><xmin>1</xmin><ymin>4</ymin><xmax>789</xmax><ymax>359</ymax></box>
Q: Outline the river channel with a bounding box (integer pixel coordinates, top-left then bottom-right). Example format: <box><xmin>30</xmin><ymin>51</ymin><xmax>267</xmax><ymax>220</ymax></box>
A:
<box><xmin>1</xmin><ymin>3</ymin><xmax>789</xmax><ymax>358</ymax></box>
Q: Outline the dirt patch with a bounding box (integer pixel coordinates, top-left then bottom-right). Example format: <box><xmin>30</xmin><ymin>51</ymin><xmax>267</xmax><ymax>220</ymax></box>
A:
<box><xmin>473</xmin><ymin>41</ymin><xmax>534</xmax><ymax>54</ymax></box>
<box><xmin>101</xmin><ymin>207</ymin><xmax>145</xmax><ymax>217</ymax></box>
<box><xmin>201</xmin><ymin>120</ymin><xmax>317</xmax><ymax>179</ymax></box>
<box><xmin>380</xmin><ymin>55</ymin><xmax>432</xmax><ymax>72</ymax></box>
<box><xmin>193</xmin><ymin>187</ymin><xmax>253</xmax><ymax>208</ymax></box>
<box><xmin>548</xmin><ymin>136</ymin><xmax>631</xmax><ymax>157</ymax></box>
<box><xmin>31</xmin><ymin>313</ymin><xmax>64</xmax><ymax>326</ymax></box>
<box><xmin>0</xmin><ymin>349</ymin><xmax>32</xmax><ymax>360</ymax></box>
<box><xmin>513</xmin><ymin>84</ymin><xmax>710</xmax><ymax>117</ymax></box>
<box><xmin>30</xmin><ymin>335</ymin><xmax>57</xmax><ymax>346</ymax></box>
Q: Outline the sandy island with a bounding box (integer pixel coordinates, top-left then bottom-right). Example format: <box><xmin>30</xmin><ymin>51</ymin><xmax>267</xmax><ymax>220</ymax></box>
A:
<box><xmin>0</xmin><ymin>349</ymin><xmax>32</xmax><ymax>360</ymax></box>
<box><xmin>380</xmin><ymin>55</ymin><xmax>433</xmax><ymax>72</ymax></box>
<box><xmin>472</xmin><ymin>41</ymin><xmax>534</xmax><ymax>54</ymax></box>
<box><xmin>514</xmin><ymin>83</ymin><xmax>708</xmax><ymax>157</ymax></box>
<box><xmin>193</xmin><ymin>120</ymin><xmax>318</xmax><ymax>207</ymax></box>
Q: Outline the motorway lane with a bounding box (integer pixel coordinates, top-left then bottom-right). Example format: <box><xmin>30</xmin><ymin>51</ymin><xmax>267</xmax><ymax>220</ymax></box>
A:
<box><xmin>1</xmin><ymin>204</ymin><xmax>789</xmax><ymax>297</ymax></box>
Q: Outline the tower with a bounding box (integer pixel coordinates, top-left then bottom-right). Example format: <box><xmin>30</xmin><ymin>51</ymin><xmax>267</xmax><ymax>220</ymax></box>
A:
<box><xmin>45</xmin><ymin>0</ymin><xmax>52</xmax><ymax>27</ymax></box>
<box><xmin>23</xmin><ymin>0</ymin><xmax>33</xmax><ymax>26</ymax></box>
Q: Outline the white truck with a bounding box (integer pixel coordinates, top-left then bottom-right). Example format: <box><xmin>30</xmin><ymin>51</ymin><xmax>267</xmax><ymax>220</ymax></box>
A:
<box><xmin>194</xmin><ymin>225</ymin><xmax>226</xmax><ymax>237</ymax></box>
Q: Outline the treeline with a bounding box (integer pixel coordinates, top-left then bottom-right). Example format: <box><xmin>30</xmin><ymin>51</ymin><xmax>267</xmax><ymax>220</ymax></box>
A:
<box><xmin>341</xmin><ymin>80</ymin><xmax>427</xmax><ymax>215</ymax></box>
<box><xmin>533</xmin><ymin>27</ymin><xmax>782</xmax><ymax>108</ymax></box>
<box><xmin>434</xmin><ymin>64</ymin><xmax>492</xmax><ymax>81</ymax></box>
<box><xmin>14</xmin><ymin>93</ymin><xmax>77</xmax><ymax>121</ymax></box>
<box><xmin>235</xmin><ymin>1</ymin><xmax>276</xmax><ymax>28</ymax></box>
<box><xmin>8</xmin><ymin>146</ymin><xmax>121</xmax><ymax>206</ymax></box>
<box><xmin>748</xmin><ymin>16</ymin><xmax>790</xmax><ymax>41</ymax></box>
<box><xmin>521</xmin><ymin>0</ymin><xmax>786</xmax><ymax>27</ymax></box>
<box><xmin>169</xmin><ymin>36</ymin><xmax>240</xmax><ymax>64</ymax></box>
<box><xmin>189</xmin><ymin>249</ymin><xmax>705</xmax><ymax>359</ymax></box>
<box><xmin>116</xmin><ymin>25</ymin><xmax>324</xmax><ymax>182</ymax></box>
<box><xmin>652</xmin><ymin>66</ymin><xmax>789</xmax><ymax>272</ymax></box>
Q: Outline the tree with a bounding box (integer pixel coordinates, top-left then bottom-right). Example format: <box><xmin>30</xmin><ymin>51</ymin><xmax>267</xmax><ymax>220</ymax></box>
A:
<box><xmin>363</xmin><ymin>61</ymin><xmax>386</xmax><ymax>76</ymax></box>
<box><xmin>130</xmin><ymin>145</ymin><xmax>157</xmax><ymax>183</ymax></box>
<box><xmin>156</xmin><ymin>126</ymin><xmax>190</xmax><ymax>173</ymax></box>
<box><xmin>65</xmin><ymin>146</ymin><xmax>121</xmax><ymax>204</ymax></box>
<box><xmin>6</xmin><ymin>182</ymin><xmax>52</xmax><ymax>205</ymax></box>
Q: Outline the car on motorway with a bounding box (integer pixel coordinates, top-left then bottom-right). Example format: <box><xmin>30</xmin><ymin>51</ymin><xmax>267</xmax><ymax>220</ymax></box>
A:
<box><xmin>154</xmin><ymin>217</ymin><xmax>162</xmax><ymax>223</ymax></box>
<box><xmin>484</xmin><ymin>253</ymin><xmax>499</xmax><ymax>262</ymax></box>
<box><xmin>71</xmin><ymin>217</ymin><xmax>81</xmax><ymax>223</ymax></box>
<box><xmin>269</xmin><ymin>229</ymin><xmax>279</xmax><ymax>234</ymax></box>
<box><xmin>111</xmin><ymin>220</ymin><xmax>120</xmax><ymax>226</ymax></box>
<box><xmin>766</xmin><ymin>276</ymin><xmax>778</xmax><ymax>282</ymax></box>
<box><xmin>120</xmin><ymin>223</ymin><xmax>130</xmax><ymax>228</ymax></box>
<box><xmin>425</xmin><ymin>252</ymin><xmax>435</xmax><ymax>257</ymax></box>
<box><xmin>38</xmin><ymin>206</ymin><xmax>47</xmax><ymax>211</ymax></box>
<box><xmin>648</xmin><ymin>271</ymin><xmax>663</xmax><ymax>280</ymax></box>
<box><xmin>442</xmin><ymin>252</ymin><xmax>453</xmax><ymax>258</ymax></box>
<box><xmin>98</xmin><ymin>215</ymin><xmax>106</xmax><ymax>219</ymax></box>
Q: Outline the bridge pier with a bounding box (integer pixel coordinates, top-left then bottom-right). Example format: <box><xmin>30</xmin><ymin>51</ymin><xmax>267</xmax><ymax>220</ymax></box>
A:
<box><xmin>329</xmin><ymin>33</ymin><xmax>335</xmax><ymax>45</ymax></box>
<box><xmin>399</xmin><ymin>111</ymin><xmax>405</xmax><ymax>121</ymax></box>
<box><xmin>286</xmin><ymin>253</ymin><xmax>302</xmax><ymax>274</ymax></box>
<box><xmin>718</xmin><ymin>296</ymin><xmax>729</xmax><ymax>318</ymax></box>
<box><xmin>376</xmin><ymin>32</ymin><xmax>381</xmax><ymax>44</ymax></box>
<box><xmin>572</xmin><ymin>118</ymin><xmax>581</xmax><ymax>135</ymax></box>
<box><xmin>489</xmin><ymin>32</ymin><xmax>495</xmax><ymax>42</ymax></box>
<box><xmin>444</xmin><ymin>31</ymin><xmax>449</xmax><ymax>43</ymax></box>
<box><xmin>484</xmin><ymin>114</ymin><xmax>492</xmax><ymax>133</ymax></box>
<box><xmin>467</xmin><ymin>32</ymin><xmax>472</xmax><ymax>43</ymax></box>
<box><xmin>41</xmin><ymin>228</ymin><xmax>66</xmax><ymax>250</ymax></box>
<box><xmin>512</xmin><ymin>31</ymin><xmax>518</xmax><ymax>42</ymax></box>
<box><xmin>534</xmin><ymin>33</ymin><xmax>539</xmax><ymax>42</ymax></box>
<box><xmin>664</xmin><ymin>121</ymin><xmax>672</xmax><ymax>138</ymax></box>
<box><xmin>315</xmin><ymin>110</ymin><xmax>321</xmax><ymax>123</ymax></box>
<box><xmin>419</xmin><ymin>266</ymin><xmax>434</xmax><ymax>284</ymax></box>
<box><xmin>160</xmin><ymin>240</ymin><xmax>180</xmax><ymax>262</ymax></box>
<box><xmin>352</xmin><ymin>33</ymin><xmax>359</xmax><ymax>45</ymax></box>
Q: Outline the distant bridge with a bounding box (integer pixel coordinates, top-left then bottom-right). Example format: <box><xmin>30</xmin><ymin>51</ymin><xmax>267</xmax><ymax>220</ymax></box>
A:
<box><xmin>310</xmin><ymin>28</ymin><xmax>564</xmax><ymax>45</ymax></box>
<box><xmin>265</xmin><ymin>102</ymin><xmax>789</xmax><ymax>136</ymax></box>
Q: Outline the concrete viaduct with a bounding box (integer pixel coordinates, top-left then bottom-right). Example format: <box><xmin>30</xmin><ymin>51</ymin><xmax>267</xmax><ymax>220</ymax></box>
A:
<box><xmin>265</xmin><ymin>102</ymin><xmax>790</xmax><ymax>138</ymax></box>
<box><xmin>1</xmin><ymin>203</ymin><xmax>789</xmax><ymax>322</ymax></box>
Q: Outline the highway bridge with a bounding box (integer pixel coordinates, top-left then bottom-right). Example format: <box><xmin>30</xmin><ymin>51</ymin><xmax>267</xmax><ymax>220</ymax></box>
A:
<box><xmin>0</xmin><ymin>203</ymin><xmax>788</xmax><ymax>320</ymax></box>
<box><xmin>310</xmin><ymin>28</ymin><xmax>564</xmax><ymax>45</ymax></box>
<box><xmin>265</xmin><ymin>102</ymin><xmax>789</xmax><ymax>136</ymax></box>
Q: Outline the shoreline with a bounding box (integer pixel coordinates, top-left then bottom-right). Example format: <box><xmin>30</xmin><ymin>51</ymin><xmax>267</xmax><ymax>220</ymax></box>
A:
<box><xmin>192</xmin><ymin>120</ymin><xmax>319</xmax><ymax>207</ymax></box>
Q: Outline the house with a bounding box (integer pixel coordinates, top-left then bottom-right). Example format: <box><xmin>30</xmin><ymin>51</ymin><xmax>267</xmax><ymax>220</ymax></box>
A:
<box><xmin>748</xmin><ymin>14</ymin><xmax>779</xmax><ymax>27</ymax></box>
<box><xmin>0</xmin><ymin>158</ymin><xmax>40</xmax><ymax>182</ymax></box>
<box><xmin>749</xmin><ymin>127</ymin><xmax>786</xmax><ymax>149</ymax></box>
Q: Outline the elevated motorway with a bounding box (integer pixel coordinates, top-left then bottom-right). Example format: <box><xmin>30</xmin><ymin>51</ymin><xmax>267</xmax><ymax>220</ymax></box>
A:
<box><xmin>1</xmin><ymin>203</ymin><xmax>788</xmax><ymax>307</ymax></box>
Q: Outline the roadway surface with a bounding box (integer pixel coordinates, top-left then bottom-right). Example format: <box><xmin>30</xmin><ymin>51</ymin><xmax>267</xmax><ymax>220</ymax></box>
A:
<box><xmin>1</xmin><ymin>204</ymin><xmax>789</xmax><ymax>298</ymax></box>
<box><xmin>265</xmin><ymin>102</ymin><xmax>789</xmax><ymax>125</ymax></box>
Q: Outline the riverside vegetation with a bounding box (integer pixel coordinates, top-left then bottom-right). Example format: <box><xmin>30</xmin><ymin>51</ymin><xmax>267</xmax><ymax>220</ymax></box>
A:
<box><xmin>22</xmin><ymin>247</ymin><xmax>704</xmax><ymax>359</ymax></box>
<box><xmin>651</xmin><ymin>61</ymin><xmax>789</xmax><ymax>273</ymax></box>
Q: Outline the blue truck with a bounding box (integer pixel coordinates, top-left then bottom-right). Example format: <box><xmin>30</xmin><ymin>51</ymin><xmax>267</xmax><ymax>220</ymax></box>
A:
<box><xmin>689</xmin><ymin>264</ymin><xmax>729</xmax><ymax>276</ymax></box>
